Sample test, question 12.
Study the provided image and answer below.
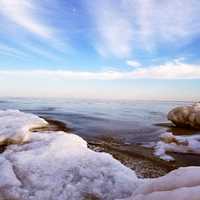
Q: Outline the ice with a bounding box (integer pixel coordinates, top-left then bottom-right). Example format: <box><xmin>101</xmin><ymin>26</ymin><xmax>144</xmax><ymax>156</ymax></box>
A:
<box><xmin>0</xmin><ymin>110</ymin><xmax>138</xmax><ymax>200</ymax></box>
<box><xmin>0</xmin><ymin>110</ymin><xmax>200</xmax><ymax>200</ymax></box>
<box><xmin>119</xmin><ymin>167</ymin><xmax>200</xmax><ymax>200</ymax></box>
<box><xmin>154</xmin><ymin>132</ymin><xmax>200</xmax><ymax>161</ymax></box>
<box><xmin>0</xmin><ymin>109</ymin><xmax>47</xmax><ymax>145</ymax></box>
<box><xmin>0</xmin><ymin>132</ymin><xmax>139</xmax><ymax>200</ymax></box>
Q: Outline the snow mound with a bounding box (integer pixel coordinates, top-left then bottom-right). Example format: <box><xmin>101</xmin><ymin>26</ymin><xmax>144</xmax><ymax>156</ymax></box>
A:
<box><xmin>154</xmin><ymin>132</ymin><xmax>200</xmax><ymax>161</ymax></box>
<box><xmin>120</xmin><ymin>167</ymin><xmax>200</xmax><ymax>200</ymax></box>
<box><xmin>0</xmin><ymin>132</ymin><xmax>138</xmax><ymax>200</ymax></box>
<box><xmin>1</xmin><ymin>110</ymin><xmax>200</xmax><ymax>200</ymax></box>
<box><xmin>0</xmin><ymin>109</ymin><xmax>48</xmax><ymax>145</ymax></box>
<box><xmin>168</xmin><ymin>102</ymin><xmax>200</xmax><ymax>129</ymax></box>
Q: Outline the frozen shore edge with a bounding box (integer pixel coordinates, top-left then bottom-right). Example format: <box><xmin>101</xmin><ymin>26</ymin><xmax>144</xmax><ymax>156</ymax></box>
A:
<box><xmin>0</xmin><ymin>110</ymin><xmax>200</xmax><ymax>200</ymax></box>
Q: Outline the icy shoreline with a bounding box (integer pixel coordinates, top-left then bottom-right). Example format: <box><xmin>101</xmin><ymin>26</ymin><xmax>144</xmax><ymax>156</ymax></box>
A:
<box><xmin>154</xmin><ymin>132</ymin><xmax>200</xmax><ymax>161</ymax></box>
<box><xmin>0</xmin><ymin>110</ymin><xmax>200</xmax><ymax>200</ymax></box>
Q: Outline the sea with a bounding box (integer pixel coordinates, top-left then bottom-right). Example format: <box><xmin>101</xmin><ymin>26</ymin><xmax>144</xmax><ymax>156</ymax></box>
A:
<box><xmin>0</xmin><ymin>98</ymin><xmax>193</xmax><ymax>145</ymax></box>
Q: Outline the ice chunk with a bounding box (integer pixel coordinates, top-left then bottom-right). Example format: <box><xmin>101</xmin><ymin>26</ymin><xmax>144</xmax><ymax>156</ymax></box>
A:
<box><xmin>1</xmin><ymin>110</ymin><xmax>200</xmax><ymax>200</ymax></box>
<box><xmin>1</xmin><ymin>132</ymin><xmax>138</xmax><ymax>200</ymax></box>
<box><xmin>119</xmin><ymin>167</ymin><xmax>200</xmax><ymax>200</ymax></box>
<box><xmin>0</xmin><ymin>110</ymin><xmax>47</xmax><ymax>145</ymax></box>
<box><xmin>154</xmin><ymin>132</ymin><xmax>200</xmax><ymax>161</ymax></box>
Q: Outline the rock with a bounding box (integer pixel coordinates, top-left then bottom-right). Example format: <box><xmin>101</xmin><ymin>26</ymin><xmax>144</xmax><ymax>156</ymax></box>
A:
<box><xmin>167</xmin><ymin>102</ymin><xmax>200</xmax><ymax>129</ymax></box>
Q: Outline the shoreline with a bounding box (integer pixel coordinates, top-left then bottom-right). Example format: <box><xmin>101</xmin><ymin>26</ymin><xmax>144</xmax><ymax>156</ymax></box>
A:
<box><xmin>35</xmin><ymin>117</ymin><xmax>200</xmax><ymax>178</ymax></box>
<box><xmin>41</xmin><ymin>118</ymin><xmax>172</xmax><ymax>178</ymax></box>
<box><xmin>1</xmin><ymin>110</ymin><xmax>200</xmax><ymax>199</ymax></box>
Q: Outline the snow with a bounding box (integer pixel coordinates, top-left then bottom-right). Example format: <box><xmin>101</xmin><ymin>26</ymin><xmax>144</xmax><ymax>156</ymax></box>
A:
<box><xmin>119</xmin><ymin>167</ymin><xmax>200</xmax><ymax>200</ymax></box>
<box><xmin>0</xmin><ymin>110</ymin><xmax>138</xmax><ymax>200</ymax></box>
<box><xmin>154</xmin><ymin>132</ymin><xmax>200</xmax><ymax>161</ymax></box>
<box><xmin>0</xmin><ymin>109</ymin><xmax>47</xmax><ymax>145</ymax></box>
<box><xmin>0</xmin><ymin>110</ymin><xmax>200</xmax><ymax>200</ymax></box>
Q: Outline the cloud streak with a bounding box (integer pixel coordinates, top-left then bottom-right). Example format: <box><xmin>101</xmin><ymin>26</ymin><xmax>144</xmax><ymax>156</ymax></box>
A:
<box><xmin>126</xmin><ymin>60</ymin><xmax>141</xmax><ymax>68</ymax></box>
<box><xmin>0</xmin><ymin>61</ymin><xmax>199</xmax><ymax>80</ymax></box>
<box><xmin>0</xmin><ymin>0</ymin><xmax>54</xmax><ymax>39</ymax></box>
<box><xmin>87</xmin><ymin>0</ymin><xmax>200</xmax><ymax>57</ymax></box>
<box><xmin>87</xmin><ymin>0</ymin><xmax>134</xmax><ymax>58</ymax></box>
<box><xmin>133</xmin><ymin>60</ymin><xmax>200</xmax><ymax>79</ymax></box>
<box><xmin>0</xmin><ymin>0</ymin><xmax>72</xmax><ymax>61</ymax></box>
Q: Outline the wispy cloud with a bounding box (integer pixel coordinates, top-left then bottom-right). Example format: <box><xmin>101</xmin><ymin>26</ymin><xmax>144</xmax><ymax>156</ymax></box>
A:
<box><xmin>87</xmin><ymin>0</ymin><xmax>134</xmax><ymax>58</ymax></box>
<box><xmin>0</xmin><ymin>70</ymin><xmax>125</xmax><ymax>80</ymax></box>
<box><xmin>0</xmin><ymin>60</ymin><xmax>199</xmax><ymax>80</ymax></box>
<box><xmin>0</xmin><ymin>0</ymin><xmax>73</xmax><ymax>62</ymax></box>
<box><xmin>87</xmin><ymin>0</ymin><xmax>200</xmax><ymax>56</ymax></box>
<box><xmin>0</xmin><ymin>0</ymin><xmax>54</xmax><ymax>39</ymax></box>
<box><xmin>126</xmin><ymin>60</ymin><xmax>141</xmax><ymax>68</ymax></box>
<box><xmin>0</xmin><ymin>44</ymin><xmax>28</xmax><ymax>59</ymax></box>
<box><xmin>129</xmin><ymin>0</ymin><xmax>200</xmax><ymax>48</ymax></box>
<box><xmin>133</xmin><ymin>60</ymin><xmax>200</xmax><ymax>79</ymax></box>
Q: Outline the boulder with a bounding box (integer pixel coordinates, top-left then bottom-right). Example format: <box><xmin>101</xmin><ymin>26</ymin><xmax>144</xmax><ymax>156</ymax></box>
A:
<box><xmin>167</xmin><ymin>102</ymin><xmax>200</xmax><ymax>129</ymax></box>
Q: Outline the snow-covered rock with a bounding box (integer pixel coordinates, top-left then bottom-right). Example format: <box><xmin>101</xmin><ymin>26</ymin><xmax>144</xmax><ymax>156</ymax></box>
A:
<box><xmin>0</xmin><ymin>110</ymin><xmax>138</xmax><ymax>200</ymax></box>
<box><xmin>119</xmin><ymin>167</ymin><xmax>200</xmax><ymax>200</ymax></box>
<box><xmin>0</xmin><ymin>109</ymin><xmax>47</xmax><ymax>145</ymax></box>
<box><xmin>154</xmin><ymin>132</ymin><xmax>200</xmax><ymax>161</ymax></box>
<box><xmin>168</xmin><ymin>102</ymin><xmax>200</xmax><ymax>129</ymax></box>
<box><xmin>1</xmin><ymin>110</ymin><xmax>200</xmax><ymax>200</ymax></box>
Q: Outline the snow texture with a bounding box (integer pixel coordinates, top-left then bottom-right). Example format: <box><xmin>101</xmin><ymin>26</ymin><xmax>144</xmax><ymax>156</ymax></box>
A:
<box><xmin>0</xmin><ymin>109</ymin><xmax>47</xmax><ymax>145</ymax></box>
<box><xmin>0</xmin><ymin>110</ymin><xmax>138</xmax><ymax>200</ymax></box>
<box><xmin>119</xmin><ymin>167</ymin><xmax>200</xmax><ymax>200</ymax></box>
<box><xmin>0</xmin><ymin>110</ymin><xmax>200</xmax><ymax>200</ymax></box>
<box><xmin>154</xmin><ymin>132</ymin><xmax>200</xmax><ymax>161</ymax></box>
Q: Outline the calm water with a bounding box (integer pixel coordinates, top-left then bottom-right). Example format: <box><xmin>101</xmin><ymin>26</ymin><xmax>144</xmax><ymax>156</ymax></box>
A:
<box><xmin>0</xmin><ymin>98</ymin><xmax>192</xmax><ymax>144</ymax></box>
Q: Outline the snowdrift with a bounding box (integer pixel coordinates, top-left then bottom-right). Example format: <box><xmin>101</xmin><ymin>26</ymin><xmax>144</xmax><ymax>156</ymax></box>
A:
<box><xmin>0</xmin><ymin>110</ymin><xmax>200</xmax><ymax>200</ymax></box>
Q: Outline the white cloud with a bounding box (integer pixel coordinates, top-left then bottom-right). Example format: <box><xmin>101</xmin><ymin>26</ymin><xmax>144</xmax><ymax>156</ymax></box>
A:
<box><xmin>0</xmin><ymin>70</ymin><xmax>125</xmax><ymax>80</ymax></box>
<box><xmin>87</xmin><ymin>0</ymin><xmax>200</xmax><ymax>56</ymax></box>
<box><xmin>130</xmin><ymin>0</ymin><xmax>200</xmax><ymax>48</ymax></box>
<box><xmin>0</xmin><ymin>60</ymin><xmax>199</xmax><ymax>80</ymax></box>
<box><xmin>0</xmin><ymin>0</ymin><xmax>71</xmax><ymax>61</ymax></box>
<box><xmin>87</xmin><ymin>0</ymin><xmax>134</xmax><ymax>58</ymax></box>
<box><xmin>126</xmin><ymin>60</ymin><xmax>141</xmax><ymax>68</ymax></box>
<box><xmin>132</xmin><ymin>60</ymin><xmax>200</xmax><ymax>79</ymax></box>
<box><xmin>0</xmin><ymin>0</ymin><xmax>53</xmax><ymax>39</ymax></box>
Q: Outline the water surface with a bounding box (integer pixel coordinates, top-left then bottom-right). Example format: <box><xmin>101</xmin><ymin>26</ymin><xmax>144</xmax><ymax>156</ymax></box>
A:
<box><xmin>0</xmin><ymin>98</ymin><xmax>193</xmax><ymax>145</ymax></box>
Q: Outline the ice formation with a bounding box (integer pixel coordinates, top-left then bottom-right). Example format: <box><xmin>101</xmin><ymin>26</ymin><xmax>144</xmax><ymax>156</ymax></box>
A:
<box><xmin>0</xmin><ymin>110</ymin><xmax>200</xmax><ymax>200</ymax></box>
<box><xmin>119</xmin><ymin>167</ymin><xmax>200</xmax><ymax>200</ymax></box>
<box><xmin>168</xmin><ymin>102</ymin><xmax>200</xmax><ymax>129</ymax></box>
<box><xmin>154</xmin><ymin>132</ymin><xmax>200</xmax><ymax>161</ymax></box>
<box><xmin>0</xmin><ymin>109</ymin><xmax>47</xmax><ymax>145</ymax></box>
<box><xmin>0</xmin><ymin>110</ymin><xmax>138</xmax><ymax>200</ymax></box>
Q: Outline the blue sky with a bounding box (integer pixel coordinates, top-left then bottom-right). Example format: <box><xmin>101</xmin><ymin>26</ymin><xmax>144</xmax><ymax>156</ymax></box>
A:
<box><xmin>0</xmin><ymin>0</ymin><xmax>200</xmax><ymax>100</ymax></box>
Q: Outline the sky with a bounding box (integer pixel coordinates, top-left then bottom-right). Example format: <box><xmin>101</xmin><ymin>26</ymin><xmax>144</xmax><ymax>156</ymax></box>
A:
<box><xmin>0</xmin><ymin>0</ymin><xmax>200</xmax><ymax>100</ymax></box>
